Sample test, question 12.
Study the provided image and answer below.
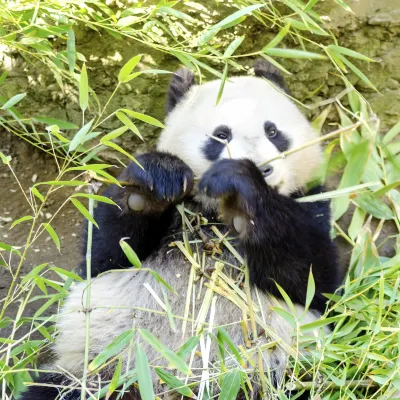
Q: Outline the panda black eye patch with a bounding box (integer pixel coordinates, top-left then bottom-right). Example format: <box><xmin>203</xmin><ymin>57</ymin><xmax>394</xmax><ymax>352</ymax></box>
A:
<box><xmin>202</xmin><ymin>125</ymin><xmax>232</xmax><ymax>161</ymax></box>
<box><xmin>264</xmin><ymin>121</ymin><xmax>290</xmax><ymax>152</ymax></box>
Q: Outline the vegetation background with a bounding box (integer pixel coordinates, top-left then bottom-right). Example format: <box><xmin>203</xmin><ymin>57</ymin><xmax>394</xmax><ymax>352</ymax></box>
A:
<box><xmin>0</xmin><ymin>0</ymin><xmax>399</xmax><ymax>399</ymax></box>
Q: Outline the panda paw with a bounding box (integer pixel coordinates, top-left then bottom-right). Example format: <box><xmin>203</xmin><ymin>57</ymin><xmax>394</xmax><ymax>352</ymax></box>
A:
<box><xmin>119</xmin><ymin>152</ymin><xmax>194</xmax><ymax>210</ymax></box>
<box><xmin>198</xmin><ymin>159</ymin><xmax>266</xmax><ymax>215</ymax></box>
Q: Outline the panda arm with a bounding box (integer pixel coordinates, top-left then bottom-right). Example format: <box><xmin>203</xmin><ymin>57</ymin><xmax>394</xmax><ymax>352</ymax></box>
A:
<box><xmin>199</xmin><ymin>159</ymin><xmax>339</xmax><ymax>313</ymax></box>
<box><xmin>80</xmin><ymin>152</ymin><xmax>194</xmax><ymax>278</ymax></box>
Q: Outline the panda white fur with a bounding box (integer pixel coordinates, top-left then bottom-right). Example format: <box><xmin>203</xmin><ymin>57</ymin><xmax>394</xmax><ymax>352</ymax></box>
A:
<box><xmin>21</xmin><ymin>60</ymin><xmax>340</xmax><ymax>400</ymax></box>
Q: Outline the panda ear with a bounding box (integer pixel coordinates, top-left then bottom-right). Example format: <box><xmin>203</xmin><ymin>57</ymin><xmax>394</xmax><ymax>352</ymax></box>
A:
<box><xmin>253</xmin><ymin>59</ymin><xmax>287</xmax><ymax>91</ymax></box>
<box><xmin>166</xmin><ymin>68</ymin><xmax>196</xmax><ymax>113</ymax></box>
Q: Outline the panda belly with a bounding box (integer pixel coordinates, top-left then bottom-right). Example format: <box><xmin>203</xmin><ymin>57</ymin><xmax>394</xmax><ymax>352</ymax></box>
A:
<box><xmin>53</xmin><ymin>247</ymin><xmax>324</xmax><ymax>396</ymax></box>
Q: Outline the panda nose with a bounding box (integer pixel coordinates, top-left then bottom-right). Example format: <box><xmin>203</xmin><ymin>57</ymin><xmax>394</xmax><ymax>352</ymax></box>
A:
<box><xmin>260</xmin><ymin>164</ymin><xmax>274</xmax><ymax>177</ymax></box>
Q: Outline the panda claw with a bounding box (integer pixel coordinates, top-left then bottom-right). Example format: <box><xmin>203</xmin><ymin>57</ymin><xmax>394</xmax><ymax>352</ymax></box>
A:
<box><xmin>183</xmin><ymin>177</ymin><xmax>187</xmax><ymax>193</ymax></box>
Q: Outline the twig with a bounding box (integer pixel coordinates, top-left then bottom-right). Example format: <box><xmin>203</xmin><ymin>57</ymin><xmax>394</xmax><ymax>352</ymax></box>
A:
<box><xmin>288</xmin><ymin>378</ymin><xmax>379</xmax><ymax>391</ymax></box>
<box><xmin>258</xmin><ymin>122</ymin><xmax>362</xmax><ymax>167</ymax></box>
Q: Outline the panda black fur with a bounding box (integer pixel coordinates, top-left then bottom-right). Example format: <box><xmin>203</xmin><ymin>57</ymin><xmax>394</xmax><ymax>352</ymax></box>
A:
<box><xmin>21</xmin><ymin>60</ymin><xmax>340</xmax><ymax>400</ymax></box>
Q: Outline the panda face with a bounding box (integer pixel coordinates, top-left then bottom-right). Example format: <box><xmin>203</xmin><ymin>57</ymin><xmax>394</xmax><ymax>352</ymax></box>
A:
<box><xmin>157</xmin><ymin>72</ymin><xmax>322</xmax><ymax>196</ymax></box>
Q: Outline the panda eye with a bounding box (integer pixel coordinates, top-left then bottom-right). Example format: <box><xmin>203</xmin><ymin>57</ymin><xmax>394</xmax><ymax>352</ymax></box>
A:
<box><xmin>267</xmin><ymin>128</ymin><xmax>277</xmax><ymax>138</ymax></box>
<box><xmin>212</xmin><ymin>125</ymin><xmax>232</xmax><ymax>142</ymax></box>
<box><xmin>216</xmin><ymin>132</ymin><xmax>228</xmax><ymax>141</ymax></box>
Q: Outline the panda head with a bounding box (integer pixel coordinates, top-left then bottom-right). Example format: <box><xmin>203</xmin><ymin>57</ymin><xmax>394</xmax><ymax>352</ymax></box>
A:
<box><xmin>157</xmin><ymin>59</ymin><xmax>322</xmax><ymax>196</ymax></box>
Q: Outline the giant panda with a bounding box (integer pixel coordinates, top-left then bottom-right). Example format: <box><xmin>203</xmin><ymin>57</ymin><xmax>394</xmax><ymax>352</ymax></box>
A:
<box><xmin>21</xmin><ymin>59</ymin><xmax>340</xmax><ymax>400</ymax></box>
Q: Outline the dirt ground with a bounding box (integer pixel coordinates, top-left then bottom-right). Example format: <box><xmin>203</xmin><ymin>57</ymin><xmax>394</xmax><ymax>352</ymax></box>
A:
<box><xmin>0</xmin><ymin>132</ymin><xmax>82</xmax><ymax>337</ymax></box>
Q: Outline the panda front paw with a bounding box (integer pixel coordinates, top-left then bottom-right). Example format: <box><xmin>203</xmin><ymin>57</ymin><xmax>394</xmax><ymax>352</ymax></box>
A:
<box><xmin>117</xmin><ymin>152</ymin><xmax>194</xmax><ymax>212</ymax></box>
<box><xmin>198</xmin><ymin>159</ymin><xmax>267</xmax><ymax>226</ymax></box>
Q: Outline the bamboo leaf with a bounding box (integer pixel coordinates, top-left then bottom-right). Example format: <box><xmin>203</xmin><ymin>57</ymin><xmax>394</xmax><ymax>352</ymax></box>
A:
<box><xmin>116</xmin><ymin>111</ymin><xmax>143</xmax><ymax>139</ymax></box>
<box><xmin>121</xmin><ymin>109</ymin><xmax>165</xmax><ymax>128</ymax></box>
<box><xmin>120</xmin><ymin>239</ymin><xmax>141</xmax><ymax>268</ymax></box>
<box><xmin>263</xmin><ymin>22</ymin><xmax>291</xmax><ymax>50</ymax></box>
<box><xmin>1</xmin><ymin>93</ymin><xmax>26</xmax><ymax>110</ymax></box>
<box><xmin>223</xmin><ymin>36</ymin><xmax>245</xmax><ymax>58</ymax></box>
<box><xmin>216</xmin><ymin>63</ymin><xmax>228</xmax><ymax>105</ymax></box>
<box><xmin>118</xmin><ymin>55</ymin><xmax>142</xmax><ymax>83</ymax></box>
<box><xmin>100</xmin><ymin>126</ymin><xmax>129</xmax><ymax>143</ymax></box>
<box><xmin>328</xmin><ymin>45</ymin><xmax>375</xmax><ymax>62</ymax></box>
<box><xmin>139</xmin><ymin>329</ymin><xmax>190</xmax><ymax>375</ymax></box>
<box><xmin>71</xmin><ymin>194</ymin><xmax>118</xmax><ymax>206</ymax></box>
<box><xmin>79</xmin><ymin>63</ymin><xmax>88</xmax><ymax>111</ymax></box>
<box><xmin>68</xmin><ymin>119</ymin><xmax>94</xmax><ymax>152</ymax></box>
<box><xmin>305</xmin><ymin>269</ymin><xmax>316</xmax><ymax>312</ymax></box>
<box><xmin>67</xmin><ymin>28</ymin><xmax>76</xmax><ymax>73</ymax></box>
<box><xmin>42</xmin><ymin>223</ymin><xmax>60</xmax><ymax>251</ymax></box>
<box><xmin>33</xmin><ymin>117</ymin><xmax>78</xmax><ymax>129</ymax></box>
<box><xmin>218</xmin><ymin>369</ymin><xmax>241</xmax><ymax>400</ymax></box>
<box><xmin>264</xmin><ymin>48</ymin><xmax>326</xmax><ymax>60</ymax></box>
<box><xmin>212</xmin><ymin>4</ymin><xmax>263</xmax><ymax>30</ymax></box>
<box><xmin>70</xmin><ymin>198</ymin><xmax>98</xmax><ymax>228</ymax></box>
<box><xmin>11</xmin><ymin>215</ymin><xmax>34</xmax><ymax>229</ymax></box>
<box><xmin>89</xmin><ymin>330</ymin><xmax>135</xmax><ymax>372</ymax></box>
<box><xmin>106</xmin><ymin>358</ymin><xmax>123</xmax><ymax>400</ymax></box>
<box><xmin>136</xmin><ymin>342</ymin><xmax>155</xmax><ymax>400</ymax></box>
<box><xmin>155</xmin><ymin>368</ymin><xmax>195</xmax><ymax>398</ymax></box>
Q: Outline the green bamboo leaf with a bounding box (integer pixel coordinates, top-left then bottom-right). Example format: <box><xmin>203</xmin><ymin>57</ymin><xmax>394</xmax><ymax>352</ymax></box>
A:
<box><xmin>1</xmin><ymin>93</ymin><xmax>26</xmax><ymax>110</ymax></box>
<box><xmin>31</xmin><ymin>187</ymin><xmax>44</xmax><ymax>202</ymax></box>
<box><xmin>177</xmin><ymin>336</ymin><xmax>199</xmax><ymax>359</ymax></box>
<box><xmin>33</xmin><ymin>117</ymin><xmax>78</xmax><ymax>130</ymax></box>
<box><xmin>270</xmin><ymin>307</ymin><xmax>296</xmax><ymax>329</ymax></box>
<box><xmin>218</xmin><ymin>369</ymin><xmax>241</xmax><ymax>400</ymax></box>
<box><xmin>21</xmin><ymin>263</ymin><xmax>48</xmax><ymax>284</ymax></box>
<box><xmin>106</xmin><ymin>358</ymin><xmax>123</xmax><ymax>400</ymax></box>
<box><xmin>50</xmin><ymin>266</ymin><xmax>83</xmax><ymax>282</ymax></box>
<box><xmin>11</xmin><ymin>215</ymin><xmax>34</xmax><ymax>229</ymax></box>
<box><xmin>116</xmin><ymin>111</ymin><xmax>142</xmax><ymax>139</ymax></box>
<box><xmin>353</xmin><ymin>193</ymin><xmax>394</xmax><ymax>220</ymax></box>
<box><xmin>300</xmin><ymin>315</ymin><xmax>343</xmax><ymax>332</ymax></box>
<box><xmin>116</xmin><ymin>16</ymin><xmax>140</xmax><ymax>28</ymax></box>
<box><xmin>198</xmin><ymin>26</ymin><xmax>220</xmax><ymax>46</ymax></box>
<box><xmin>150</xmin><ymin>271</ymin><xmax>175</xmax><ymax>293</ymax></box>
<box><xmin>217</xmin><ymin>328</ymin><xmax>246</xmax><ymax>368</ymax></box>
<box><xmin>348</xmin><ymin>207</ymin><xmax>366</xmax><ymax>241</ymax></box>
<box><xmin>264</xmin><ymin>48</ymin><xmax>326</xmax><ymax>60</ymax></box>
<box><xmin>383</xmin><ymin>120</ymin><xmax>400</xmax><ymax>144</ymax></box>
<box><xmin>67</xmin><ymin>28</ymin><xmax>76</xmax><ymax>73</ymax></box>
<box><xmin>333</xmin><ymin>140</ymin><xmax>371</xmax><ymax>220</ymax></box>
<box><xmin>36</xmin><ymin>180</ymin><xmax>88</xmax><ymax>187</ymax></box>
<box><xmin>118</xmin><ymin>55</ymin><xmax>142</xmax><ymax>83</ymax></box>
<box><xmin>328</xmin><ymin>45</ymin><xmax>375</xmax><ymax>62</ymax></box>
<box><xmin>0</xmin><ymin>152</ymin><xmax>11</xmax><ymax>165</ymax></box>
<box><xmin>336</xmin><ymin>53</ymin><xmax>378</xmax><ymax>91</ymax></box>
<box><xmin>139</xmin><ymin>329</ymin><xmax>190</xmax><ymax>375</ymax></box>
<box><xmin>48</xmin><ymin>125</ymin><xmax>70</xmax><ymax>143</ymax></box>
<box><xmin>34</xmin><ymin>293</ymin><xmax>64</xmax><ymax>318</ymax></box>
<box><xmin>70</xmin><ymin>198</ymin><xmax>98</xmax><ymax>228</ymax></box>
<box><xmin>136</xmin><ymin>342</ymin><xmax>155</xmax><ymax>400</ymax></box>
<box><xmin>65</xmin><ymin>164</ymin><xmax>113</xmax><ymax>173</ymax></box>
<box><xmin>42</xmin><ymin>223</ymin><xmax>60</xmax><ymax>251</ymax></box>
<box><xmin>71</xmin><ymin>194</ymin><xmax>118</xmax><ymax>206</ymax></box>
<box><xmin>263</xmin><ymin>22</ymin><xmax>291</xmax><ymax>50</ymax></box>
<box><xmin>79</xmin><ymin>64</ymin><xmax>88</xmax><ymax>111</ymax></box>
<box><xmin>89</xmin><ymin>330</ymin><xmax>135</xmax><ymax>372</ymax></box>
<box><xmin>223</xmin><ymin>36</ymin><xmax>245</xmax><ymax>58</ymax></box>
<box><xmin>121</xmin><ymin>109</ymin><xmax>165</xmax><ymax>129</ymax></box>
<box><xmin>120</xmin><ymin>239</ymin><xmax>141</xmax><ymax>268</ymax></box>
<box><xmin>274</xmin><ymin>282</ymin><xmax>296</xmax><ymax>314</ymax></box>
<box><xmin>100</xmin><ymin>126</ymin><xmax>129</xmax><ymax>143</ymax></box>
<box><xmin>155</xmin><ymin>368</ymin><xmax>195</xmax><ymax>398</ymax></box>
<box><xmin>68</xmin><ymin>119</ymin><xmax>94</xmax><ymax>152</ymax></box>
<box><xmin>216</xmin><ymin>63</ymin><xmax>228</xmax><ymax>105</ymax></box>
<box><xmin>335</xmin><ymin>0</ymin><xmax>353</xmax><ymax>13</ymax></box>
<box><xmin>0</xmin><ymin>71</ymin><xmax>8</xmax><ymax>85</ymax></box>
<box><xmin>212</xmin><ymin>4</ymin><xmax>263</xmax><ymax>30</ymax></box>
<box><xmin>102</xmin><ymin>140</ymin><xmax>143</xmax><ymax>168</ymax></box>
<box><xmin>157</xmin><ymin>6</ymin><xmax>195</xmax><ymax>22</ymax></box>
<box><xmin>305</xmin><ymin>270</ymin><xmax>316</xmax><ymax>312</ymax></box>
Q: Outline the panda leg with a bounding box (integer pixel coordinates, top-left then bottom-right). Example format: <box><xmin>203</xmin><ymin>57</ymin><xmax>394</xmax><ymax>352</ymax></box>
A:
<box><xmin>198</xmin><ymin>158</ymin><xmax>339</xmax><ymax>313</ymax></box>
<box><xmin>81</xmin><ymin>151</ymin><xmax>194</xmax><ymax>277</ymax></box>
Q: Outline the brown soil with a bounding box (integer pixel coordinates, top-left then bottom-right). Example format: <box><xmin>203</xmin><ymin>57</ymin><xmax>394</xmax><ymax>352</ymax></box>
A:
<box><xmin>0</xmin><ymin>132</ymin><xmax>82</xmax><ymax>338</ymax></box>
